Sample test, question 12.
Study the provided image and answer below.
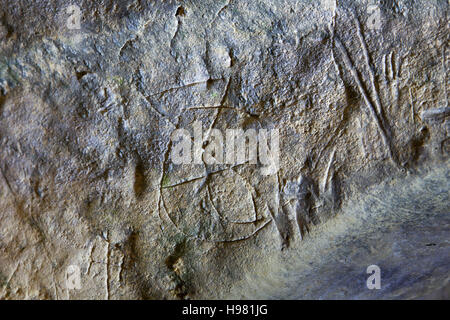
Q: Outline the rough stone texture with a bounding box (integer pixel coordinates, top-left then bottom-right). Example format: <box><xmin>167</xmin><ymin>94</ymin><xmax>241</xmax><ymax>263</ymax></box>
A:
<box><xmin>0</xmin><ymin>0</ymin><xmax>448</xmax><ymax>299</ymax></box>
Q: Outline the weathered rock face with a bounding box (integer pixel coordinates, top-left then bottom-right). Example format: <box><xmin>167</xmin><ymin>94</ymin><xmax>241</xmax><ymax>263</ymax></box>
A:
<box><xmin>0</xmin><ymin>0</ymin><xmax>448</xmax><ymax>299</ymax></box>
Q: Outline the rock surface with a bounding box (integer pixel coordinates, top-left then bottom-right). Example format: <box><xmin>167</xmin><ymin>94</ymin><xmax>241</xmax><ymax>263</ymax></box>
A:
<box><xmin>0</xmin><ymin>0</ymin><xmax>448</xmax><ymax>299</ymax></box>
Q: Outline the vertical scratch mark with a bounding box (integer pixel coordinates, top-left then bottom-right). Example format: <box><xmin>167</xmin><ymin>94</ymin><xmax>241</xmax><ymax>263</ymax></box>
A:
<box><xmin>119</xmin><ymin>254</ymin><xmax>124</xmax><ymax>283</ymax></box>
<box><xmin>353</xmin><ymin>13</ymin><xmax>384</xmax><ymax>116</ymax></box>
<box><xmin>329</xmin><ymin>0</ymin><xmax>337</xmax><ymax>30</ymax></box>
<box><xmin>322</xmin><ymin>147</ymin><xmax>336</xmax><ymax>193</ymax></box>
<box><xmin>334</xmin><ymin>36</ymin><xmax>398</xmax><ymax>167</ymax></box>
<box><xmin>87</xmin><ymin>242</ymin><xmax>95</xmax><ymax>275</ymax></box>
<box><xmin>388</xmin><ymin>51</ymin><xmax>394</xmax><ymax>80</ymax></box>
<box><xmin>395</xmin><ymin>53</ymin><xmax>402</xmax><ymax>79</ymax></box>
<box><xmin>382</xmin><ymin>54</ymin><xmax>387</xmax><ymax>82</ymax></box>
<box><xmin>267</xmin><ymin>172</ymin><xmax>289</xmax><ymax>250</ymax></box>
<box><xmin>158</xmin><ymin>128</ymin><xmax>175</xmax><ymax>229</ymax></box>
<box><xmin>203</xmin><ymin>108</ymin><xmax>221</xmax><ymax>146</ymax></box>
<box><xmin>328</xmin><ymin>7</ymin><xmax>343</xmax><ymax>87</ymax></box>
<box><xmin>393</xmin><ymin>53</ymin><xmax>401</xmax><ymax>109</ymax></box>
<box><xmin>331</xmin><ymin>47</ymin><xmax>342</xmax><ymax>82</ymax></box>
<box><xmin>105</xmin><ymin>232</ymin><xmax>110</xmax><ymax>300</ymax></box>
<box><xmin>409</xmin><ymin>87</ymin><xmax>415</xmax><ymax>124</ymax></box>
<box><xmin>442</xmin><ymin>46</ymin><xmax>448</xmax><ymax>108</ymax></box>
<box><xmin>205</xmin><ymin>185</ymin><xmax>226</xmax><ymax>230</ymax></box>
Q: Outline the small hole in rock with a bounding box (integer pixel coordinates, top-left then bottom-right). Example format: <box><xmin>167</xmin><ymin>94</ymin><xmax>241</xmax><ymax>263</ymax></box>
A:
<box><xmin>176</xmin><ymin>6</ymin><xmax>185</xmax><ymax>17</ymax></box>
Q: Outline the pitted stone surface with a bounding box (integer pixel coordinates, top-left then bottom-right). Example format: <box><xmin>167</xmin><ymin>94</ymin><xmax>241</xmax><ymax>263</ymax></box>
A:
<box><xmin>0</xmin><ymin>0</ymin><xmax>448</xmax><ymax>299</ymax></box>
